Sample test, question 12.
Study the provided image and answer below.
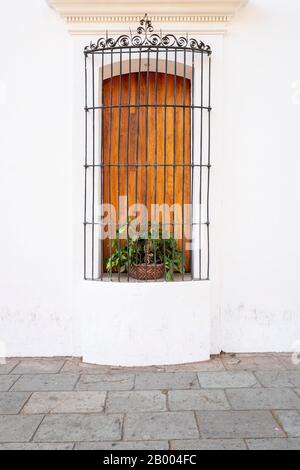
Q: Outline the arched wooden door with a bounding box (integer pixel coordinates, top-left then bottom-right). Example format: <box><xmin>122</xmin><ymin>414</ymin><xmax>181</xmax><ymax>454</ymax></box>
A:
<box><xmin>102</xmin><ymin>71</ymin><xmax>191</xmax><ymax>272</ymax></box>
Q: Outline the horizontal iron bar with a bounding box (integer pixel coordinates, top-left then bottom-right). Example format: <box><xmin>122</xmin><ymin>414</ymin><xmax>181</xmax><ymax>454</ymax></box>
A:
<box><xmin>85</xmin><ymin>46</ymin><xmax>210</xmax><ymax>56</ymax></box>
<box><xmin>84</xmin><ymin>276</ymin><xmax>209</xmax><ymax>282</ymax></box>
<box><xmin>84</xmin><ymin>222</ymin><xmax>209</xmax><ymax>226</ymax></box>
<box><xmin>85</xmin><ymin>104</ymin><xmax>211</xmax><ymax>111</ymax></box>
<box><xmin>84</xmin><ymin>163</ymin><xmax>211</xmax><ymax>168</ymax></box>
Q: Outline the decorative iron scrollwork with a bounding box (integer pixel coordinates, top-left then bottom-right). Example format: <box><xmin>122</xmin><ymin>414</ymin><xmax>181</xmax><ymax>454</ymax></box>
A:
<box><xmin>85</xmin><ymin>14</ymin><xmax>211</xmax><ymax>54</ymax></box>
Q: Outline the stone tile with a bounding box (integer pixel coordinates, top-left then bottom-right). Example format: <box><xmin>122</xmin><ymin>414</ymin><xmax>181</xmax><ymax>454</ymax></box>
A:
<box><xmin>196</xmin><ymin>411</ymin><xmax>285</xmax><ymax>439</ymax></box>
<box><xmin>13</xmin><ymin>358</ymin><xmax>65</xmax><ymax>374</ymax></box>
<box><xmin>246</xmin><ymin>438</ymin><xmax>300</xmax><ymax>450</ymax></box>
<box><xmin>75</xmin><ymin>441</ymin><xmax>169</xmax><ymax>450</ymax></box>
<box><xmin>0</xmin><ymin>443</ymin><xmax>74</xmax><ymax>450</ymax></box>
<box><xmin>275</xmin><ymin>353</ymin><xmax>296</xmax><ymax>357</ymax></box>
<box><xmin>0</xmin><ymin>415</ymin><xmax>44</xmax><ymax>442</ymax></box>
<box><xmin>0</xmin><ymin>375</ymin><xmax>19</xmax><ymax>392</ymax></box>
<box><xmin>62</xmin><ymin>359</ymin><xmax>164</xmax><ymax>375</ymax></box>
<box><xmin>34</xmin><ymin>414</ymin><xmax>122</xmax><ymax>442</ymax></box>
<box><xmin>255</xmin><ymin>370</ymin><xmax>300</xmax><ymax>388</ymax></box>
<box><xmin>165</xmin><ymin>358</ymin><xmax>225</xmax><ymax>372</ymax></box>
<box><xmin>61</xmin><ymin>359</ymin><xmax>111</xmax><ymax>375</ymax></box>
<box><xmin>111</xmin><ymin>366</ymin><xmax>165</xmax><ymax>373</ymax></box>
<box><xmin>274</xmin><ymin>411</ymin><xmax>300</xmax><ymax>437</ymax></box>
<box><xmin>278</xmin><ymin>355</ymin><xmax>300</xmax><ymax>370</ymax></box>
<box><xmin>124</xmin><ymin>412</ymin><xmax>199</xmax><ymax>440</ymax></box>
<box><xmin>170</xmin><ymin>439</ymin><xmax>247</xmax><ymax>450</ymax></box>
<box><xmin>106</xmin><ymin>391</ymin><xmax>166</xmax><ymax>413</ymax></box>
<box><xmin>22</xmin><ymin>391</ymin><xmax>106</xmax><ymax>414</ymax></box>
<box><xmin>76</xmin><ymin>374</ymin><xmax>134</xmax><ymax>391</ymax></box>
<box><xmin>0</xmin><ymin>392</ymin><xmax>31</xmax><ymax>414</ymax></box>
<box><xmin>197</xmin><ymin>371</ymin><xmax>258</xmax><ymax>389</ymax></box>
<box><xmin>168</xmin><ymin>390</ymin><xmax>230</xmax><ymax>411</ymax></box>
<box><xmin>0</xmin><ymin>359</ymin><xmax>19</xmax><ymax>375</ymax></box>
<box><xmin>222</xmin><ymin>355</ymin><xmax>285</xmax><ymax>371</ymax></box>
<box><xmin>135</xmin><ymin>372</ymin><xmax>199</xmax><ymax>390</ymax></box>
<box><xmin>226</xmin><ymin>388</ymin><xmax>300</xmax><ymax>410</ymax></box>
<box><xmin>12</xmin><ymin>374</ymin><xmax>78</xmax><ymax>392</ymax></box>
<box><xmin>193</xmin><ymin>358</ymin><xmax>226</xmax><ymax>372</ymax></box>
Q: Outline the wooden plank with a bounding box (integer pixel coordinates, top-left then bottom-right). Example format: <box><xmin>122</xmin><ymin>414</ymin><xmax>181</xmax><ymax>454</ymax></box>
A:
<box><xmin>102</xmin><ymin>72</ymin><xmax>191</xmax><ymax>271</ymax></box>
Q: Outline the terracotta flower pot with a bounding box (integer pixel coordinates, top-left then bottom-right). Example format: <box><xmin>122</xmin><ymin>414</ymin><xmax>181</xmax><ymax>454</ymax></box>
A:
<box><xmin>129</xmin><ymin>263</ymin><xmax>165</xmax><ymax>280</ymax></box>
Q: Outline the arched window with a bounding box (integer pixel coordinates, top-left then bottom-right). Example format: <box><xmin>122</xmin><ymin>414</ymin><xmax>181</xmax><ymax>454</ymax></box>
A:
<box><xmin>84</xmin><ymin>15</ymin><xmax>211</xmax><ymax>282</ymax></box>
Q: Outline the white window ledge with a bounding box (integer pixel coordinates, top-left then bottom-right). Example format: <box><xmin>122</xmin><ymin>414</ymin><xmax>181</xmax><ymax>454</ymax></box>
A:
<box><xmin>47</xmin><ymin>0</ymin><xmax>249</xmax><ymax>24</ymax></box>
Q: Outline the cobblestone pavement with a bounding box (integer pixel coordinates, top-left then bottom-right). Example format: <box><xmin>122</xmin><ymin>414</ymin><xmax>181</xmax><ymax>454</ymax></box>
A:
<box><xmin>0</xmin><ymin>354</ymin><xmax>299</xmax><ymax>450</ymax></box>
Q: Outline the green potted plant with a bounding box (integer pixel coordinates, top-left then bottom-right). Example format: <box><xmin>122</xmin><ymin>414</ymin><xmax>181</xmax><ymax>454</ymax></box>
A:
<box><xmin>106</xmin><ymin>223</ymin><xmax>184</xmax><ymax>281</ymax></box>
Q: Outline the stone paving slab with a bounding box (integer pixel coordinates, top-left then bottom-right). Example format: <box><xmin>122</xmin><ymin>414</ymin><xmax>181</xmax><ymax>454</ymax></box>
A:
<box><xmin>0</xmin><ymin>392</ymin><xmax>31</xmax><ymax>414</ymax></box>
<box><xmin>76</xmin><ymin>374</ymin><xmax>135</xmax><ymax>391</ymax></box>
<box><xmin>168</xmin><ymin>390</ymin><xmax>230</xmax><ymax>411</ymax></box>
<box><xmin>255</xmin><ymin>370</ymin><xmax>300</xmax><ymax>388</ymax></box>
<box><xmin>246</xmin><ymin>438</ymin><xmax>300</xmax><ymax>450</ymax></box>
<box><xmin>135</xmin><ymin>372</ymin><xmax>199</xmax><ymax>390</ymax></box>
<box><xmin>197</xmin><ymin>371</ymin><xmax>259</xmax><ymax>389</ymax></box>
<box><xmin>0</xmin><ymin>375</ymin><xmax>19</xmax><ymax>392</ymax></box>
<box><xmin>111</xmin><ymin>366</ymin><xmax>165</xmax><ymax>373</ymax></box>
<box><xmin>164</xmin><ymin>358</ymin><xmax>225</xmax><ymax>373</ymax></box>
<box><xmin>13</xmin><ymin>359</ymin><xmax>65</xmax><ymax>375</ymax></box>
<box><xmin>124</xmin><ymin>412</ymin><xmax>199</xmax><ymax>440</ymax></box>
<box><xmin>278</xmin><ymin>356</ymin><xmax>300</xmax><ymax>370</ymax></box>
<box><xmin>274</xmin><ymin>410</ymin><xmax>300</xmax><ymax>437</ymax></box>
<box><xmin>34</xmin><ymin>414</ymin><xmax>123</xmax><ymax>442</ymax></box>
<box><xmin>75</xmin><ymin>441</ymin><xmax>169</xmax><ymax>450</ymax></box>
<box><xmin>106</xmin><ymin>391</ymin><xmax>167</xmax><ymax>413</ymax></box>
<box><xmin>61</xmin><ymin>359</ymin><xmax>111</xmax><ymax>375</ymax></box>
<box><xmin>1</xmin><ymin>355</ymin><xmax>299</xmax><ymax>450</ymax></box>
<box><xmin>0</xmin><ymin>359</ymin><xmax>19</xmax><ymax>375</ymax></box>
<box><xmin>170</xmin><ymin>439</ymin><xmax>247</xmax><ymax>450</ymax></box>
<box><xmin>22</xmin><ymin>391</ymin><xmax>106</xmax><ymax>414</ymax></box>
<box><xmin>0</xmin><ymin>442</ymin><xmax>74</xmax><ymax>450</ymax></box>
<box><xmin>226</xmin><ymin>388</ymin><xmax>300</xmax><ymax>410</ymax></box>
<box><xmin>222</xmin><ymin>355</ymin><xmax>286</xmax><ymax>371</ymax></box>
<box><xmin>196</xmin><ymin>411</ymin><xmax>285</xmax><ymax>439</ymax></box>
<box><xmin>0</xmin><ymin>415</ymin><xmax>44</xmax><ymax>442</ymax></box>
<box><xmin>12</xmin><ymin>374</ymin><xmax>79</xmax><ymax>392</ymax></box>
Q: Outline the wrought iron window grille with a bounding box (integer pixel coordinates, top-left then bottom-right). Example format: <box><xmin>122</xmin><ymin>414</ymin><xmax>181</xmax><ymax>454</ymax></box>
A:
<box><xmin>84</xmin><ymin>14</ymin><xmax>212</xmax><ymax>282</ymax></box>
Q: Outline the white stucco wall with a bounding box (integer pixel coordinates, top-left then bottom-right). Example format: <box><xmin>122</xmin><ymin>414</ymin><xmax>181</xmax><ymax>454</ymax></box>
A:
<box><xmin>0</xmin><ymin>0</ymin><xmax>299</xmax><ymax>361</ymax></box>
<box><xmin>0</xmin><ymin>0</ymin><xmax>73</xmax><ymax>356</ymax></box>
<box><xmin>221</xmin><ymin>0</ymin><xmax>300</xmax><ymax>352</ymax></box>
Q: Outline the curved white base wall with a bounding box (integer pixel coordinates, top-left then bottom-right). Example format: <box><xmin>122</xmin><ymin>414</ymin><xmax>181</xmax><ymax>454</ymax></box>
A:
<box><xmin>76</xmin><ymin>281</ymin><xmax>210</xmax><ymax>366</ymax></box>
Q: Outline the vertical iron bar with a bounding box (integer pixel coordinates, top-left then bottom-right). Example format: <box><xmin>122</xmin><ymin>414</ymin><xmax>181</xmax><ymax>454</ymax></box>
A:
<box><xmin>172</xmin><ymin>50</ymin><xmax>177</xmax><ymax>279</ymax></box>
<box><xmin>191</xmin><ymin>50</ymin><xmax>195</xmax><ymax>280</ymax></box>
<box><xmin>108</xmin><ymin>50</ymin><xmax>114</xmax><ymax>280</ymax></box>
<box><xmin>117</xmin><ymin>51</ymin><xmax>123</xmax><ymax>281</ymax></box>
<box><xmin>199</xmin><ymin>52</ymin><xmax>204</xmax><ymax>280</ymax></box>
<box><xmin>126</xmin><ymin>49</ymin><xmax>132</xmax><ymax>282</ymax></box>
<box><xmin>163</xmin><ymin>49</ymin><xmax>168</xmax><ymax>279</ymax></box>
<box><xmin>145</xmin><ymin>49</ymin><xmax>150</xmax><ymax>207</ymax></box>
<box><xmin>84</xmin><ymin>52</ymin><xmax>88</xmax><ymax>280</ymax></box>
<box><xmin>135</xmin><ymin>48</ymin><xmax>142</xmax><ymax>266</ymax></box>
<box><xmin>145</xmin><ymin>48</ymin><xmax>150</xmax><ymax>280</ymax></box>
<box><xmin>207</xmin><ymin>54</ymin><xmax>211</xmax><ymax>280</ymax></box>
<box><xmin>153</xmin><ymin>48</ymin><xmax>159</xmax><ymax>273</ymax></box>
<box><xmin>181</xmin><ymin>48</ymin><xmax>187</xmax><ymax>281</ymax></box>
<box><xmin>100</xmin><ymin>50</ymin><xmax>104</xmax><ymax>280</ymax></box>
<box><xmin>91</xmin><ymin>53</ymin><xmax>96</xmax><ymax>280</ymax></box>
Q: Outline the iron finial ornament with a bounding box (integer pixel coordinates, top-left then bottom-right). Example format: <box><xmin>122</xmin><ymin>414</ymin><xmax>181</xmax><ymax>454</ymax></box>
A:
<box><xmin>85</xmin><ymin>14</ymin><xmax>211</xmax><ymax>54</ymax></box>
<box><xmin>138</xmin><ymin>13</ymin><xmax>153</xmax><ymax>37</ymax></box>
